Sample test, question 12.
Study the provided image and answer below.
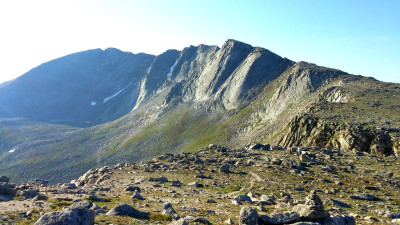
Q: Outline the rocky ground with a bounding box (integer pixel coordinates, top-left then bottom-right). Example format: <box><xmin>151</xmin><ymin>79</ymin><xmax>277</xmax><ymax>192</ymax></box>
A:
<box><xmin>1</xmin><ymin>144</ymin><xmax>400</xmax><ymax>224</ymax></box>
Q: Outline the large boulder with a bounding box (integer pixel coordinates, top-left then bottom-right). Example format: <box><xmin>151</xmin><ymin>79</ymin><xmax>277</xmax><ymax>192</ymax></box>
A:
<box><xmin>239</xmin><ymin>207</ymin><xmax>259</xmax><ymax>225</ymax></box>
<box><xmin>34</xmin><ymin>207</ymin><xmax>94</xmax><ymax>225</ymax></box>
<box><xmin>106</xmin><ymin>203</ymin><xmax>149</xmax><ymax>218</ymax></box>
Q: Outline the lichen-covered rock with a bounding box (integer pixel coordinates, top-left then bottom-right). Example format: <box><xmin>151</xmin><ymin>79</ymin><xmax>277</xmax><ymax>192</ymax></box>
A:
<box><xmin>239</xmin><ymin>207</ymin><xmax>259</xmax><ymax>225</ymax></box>
<box><xmin>34</xmin><ymin>207</ymin><xmax>94</xmax><ymax>225</ymax></box>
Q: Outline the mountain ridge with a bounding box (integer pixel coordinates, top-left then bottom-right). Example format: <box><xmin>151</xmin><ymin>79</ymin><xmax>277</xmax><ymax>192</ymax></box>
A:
<box><xmin>0</xmin><ymin>39</ymin><xmax>399</xmax><ymax>184</ymax></box>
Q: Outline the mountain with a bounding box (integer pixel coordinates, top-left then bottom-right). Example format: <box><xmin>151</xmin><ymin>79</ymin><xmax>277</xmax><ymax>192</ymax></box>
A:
<box><xmin>0</xmin><ymin>39</ymin><xmax>399</xmax><ymax>184</ymax></box>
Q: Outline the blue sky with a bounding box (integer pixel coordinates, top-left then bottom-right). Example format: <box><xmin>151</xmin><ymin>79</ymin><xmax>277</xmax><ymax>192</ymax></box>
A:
<box><xmin>0</xmin><ymin>0</ymin><xmax>399</xmax><ymax>83</ymax></box>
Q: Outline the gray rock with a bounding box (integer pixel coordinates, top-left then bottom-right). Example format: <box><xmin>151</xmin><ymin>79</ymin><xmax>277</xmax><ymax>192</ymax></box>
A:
<box><xmin>0</xmin><ymin>183</ymin><xmax>16</xmax><ymax>196</ymax></box>
<box><xmin>19</xmin><ymin>189</ymin><xmax>39</xmax><ymax>199</ymax></box>
<box><xmin>70</xmin><ymin>200</ymin><xmax>105</xmax><ymax>215</ymax></box>
<box><xmin>273</xmin><ymin>212</ymin><xmax>300</xmax><ymax>224</ymax></box>
<box><xmin>33</xmin><ymin>194</ymin><xmax>48</xmax><ymax>201</ymax></box>
<box><xmin>294</xmin><ymin>186</ymin><xmax>305</xmax><ymax>191</ymax></box>
<box><xmin>62</xmin><ymin>183</ymin><xmax>77</xmax><ymax>189</ymax></box>
<box><xmin>206</xmin><ymin>198</ymin><xmax>216</xmax><ymax>203</ymax></box>
<box><xmin>324</xmin><ymin>198</ymin><xmax>351</xmax><ymax>208</ymax></box>
<box><xmin>260</xmin><ymin>212</ymin><xmax>300</xmax><ymax>224</ymax></box>
<box><xmin>239</xmin><ymin>207</ymin><xmax>258</xmax><ymax>225</ymax></box>
<box><xmin>232</xmin><ymin>199</ymin><xmax>243</xmax><ymax>205</ymax></box>
<box><xmin>34</xmin><ymin>207</ymin><xmax>94</xmax><ymax>225</ymax></box>
<box><xmin>272</xmin><ymin>158</ymin><xmax>282</xmax><ymax>165</ymax></box>
<box><xmin>169</xmin><ymin>218</ymin><xmax>188</xmax><ymax>225</ymax></box>
<box><xmin>149</xmin><ymin>176</ymin><xmax>168</xmax><ymax>183</ymax></box>
<box><xmin>188</xmin><ymin>181</ymin><xmax>200</xmax><ymax>187</ymax></box>
<box><xmin>235</xmin><ymin>195</ymin><xmax>252</xmax><ymax>203</ymax></box>
<box><xmin>106</xmin><ymin>203</ymin><xmax>150</xmax><ymax>218</ymax></box>
<box><xmin>0</xmin><ymin>194</ymin><xmax>13</xmax><ymax>202</ymax></box>
<box><xmin>88</xmin><ymin>195</ymin><xmax>108</xmax><ymax>202</ymax></box>
<box><xmin>323</xmin><ymin>215</ymin><xmax>356</xmax><ymax>225</ymax></box>
<box><xmin>349</xmin><ymin>193</ymin><xmax>375</xmax><ymax>201</ymax></box>
<box><xmin>132</xmin><ymin>192</ymin><xmax>144</xmax><ymax>200</ymax></box>
<box><xmin>125</xmin><ymin>186</ymin><xmax>141</xmax><ymax>192</ymax></box>
<box><xmin>219</xmin><ymin>164</ymin><xmax>230</xmax><ymax>173</ymax></box>
<box><xmin>193</xmin><ymin>217</ymin><xmax>212</xmax><ymax>224</ymax></box>
<box><xmin>163</xmin><ymin>202</ymin><xmax>180</xmax><ymax>220</ymax></box>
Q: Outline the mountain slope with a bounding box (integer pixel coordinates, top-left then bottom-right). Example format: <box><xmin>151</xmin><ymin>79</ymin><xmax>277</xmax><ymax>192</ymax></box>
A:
<box><xmin>0</xmin><ymin>48</ymin><xmax>155</xmax><ymax>127</ymax></box>
<box><xmin>0</xmin><ymin>39</ymin><xmax>399</xmax><ymax>184</ymax></box>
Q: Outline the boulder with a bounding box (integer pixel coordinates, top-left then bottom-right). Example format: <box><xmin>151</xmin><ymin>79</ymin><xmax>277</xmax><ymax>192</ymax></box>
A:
<box><xmin>132</xmin><ymin>192</ymin><xmax>144</xmax><ymax>200</ymax></box>
<box><xmin>106</xmin><ymin>203</ymin><xmax>150</xmax><ymax>218</ymax></box>
<box><xmin>70</xmin><ymin>200</ymin><xmax>105</xmax><ymax>215</ymax></box>
<box><xmin>323</xmin><ymin>215</ymin><xmax>356</xmax><ymax>225</ymax></box>
<box><xmin>18</xmin><ymin>189</ymin><xmax>39</xmax><ymax>199</ymax></box>
<box><xmin>163</xmin><ymin>202</ymin><xmax>180</xmax><ymax>220</ymax></box>
<box><xmin>239</xmin><ymin>207</ymin><xmax>258</xmax><ymax>225</ymax></box>
<box><xmin>235</xmin><ymin>195</ymin><xmax>252</xmax><ymax>203</ymax></box>
<box><xmin>125</xmin><ymin>186</ymin><xmax>141</xmax><ymax>192</ymax></box>
<box><xmin>34</xmin><ymin>207</ymin><xmax>94</xmax><ymax>225</ymax></box>
<box><xmin>0</xmin><ymin>183</ymin><xmax>16</xmax><ymax>196</ymax></box>
<box><xmin>219</xmin><ymin>164</ymin><xmax>230</xmax><ymax>173</ymax></box>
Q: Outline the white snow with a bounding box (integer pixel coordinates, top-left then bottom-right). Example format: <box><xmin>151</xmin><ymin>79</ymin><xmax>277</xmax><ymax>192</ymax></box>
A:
<box><xmin>103</xmin><ymin>80</ymin><xmax>133</xmax><ymax>103</ymax></box>
<box><xmin>9</xmin><ymin>148</ymin><xmax>16</xmax><ymax>153</ymax></box>
<box><xmin>91</xmin><ymin>101</ymin><xmax>96</xmax><ymax>106</ymax></box>
<box><xmin>167</xmin><ymin>59</ymin><xmax>178</xmax><ymax>78</ymax></box>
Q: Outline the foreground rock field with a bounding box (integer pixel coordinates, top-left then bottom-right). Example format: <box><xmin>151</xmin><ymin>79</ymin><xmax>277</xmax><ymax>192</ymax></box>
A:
<box><xmin>1</xmin><ymin>144</ymin><xmax>400</xmax><ymax>224</ymax></box>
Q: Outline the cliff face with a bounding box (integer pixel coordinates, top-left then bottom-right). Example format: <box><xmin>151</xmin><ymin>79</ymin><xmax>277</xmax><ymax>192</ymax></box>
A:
<box><xmin>0</xmin><ymin>39</ymin><xmax>399</xmax><ymax>184</ymax></box>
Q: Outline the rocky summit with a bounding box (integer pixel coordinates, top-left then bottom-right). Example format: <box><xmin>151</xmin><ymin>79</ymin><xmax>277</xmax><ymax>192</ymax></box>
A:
<box><xmin>0</xmin><ymin>39</ymin><xmax>399</xmax><ymax>224</ymax></box>
<box><xmin>1</xmin><ymin>145</ymin><xmax>400</xmax><ymax>224</ymax></box>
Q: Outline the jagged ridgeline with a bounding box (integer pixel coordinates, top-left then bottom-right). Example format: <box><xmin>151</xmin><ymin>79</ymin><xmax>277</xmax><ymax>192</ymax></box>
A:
<box><xmin>0</xmin><ymin>39</ymin><xmax>399</xmax><ymax>183</ymax></box>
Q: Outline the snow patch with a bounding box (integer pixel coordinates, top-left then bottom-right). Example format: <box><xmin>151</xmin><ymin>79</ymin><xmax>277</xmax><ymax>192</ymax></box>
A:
<box><xmin>9</xmin><ymin>148</ymin><xmax>16</xmax><ymax>153</ymax></box>
<box><xmin>167</xmin><ymin>59</ymin><xmax>178</xmax><ymax>78</ymax></box>
<box><xmin>103</xmin><ymin>80</ymin><xmax>133</xmax><ymax>103</ymax></box>
<box><xmin>91</xmin><ymin>101</ymin><xmax>97</xmax><ymax>106</ymax></box>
